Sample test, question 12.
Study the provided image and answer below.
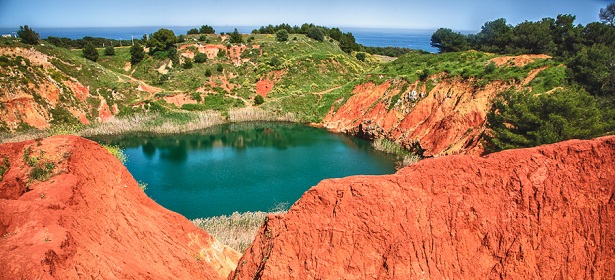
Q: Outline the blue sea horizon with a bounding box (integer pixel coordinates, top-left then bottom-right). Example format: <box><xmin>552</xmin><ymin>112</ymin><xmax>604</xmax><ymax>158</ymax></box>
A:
<box><xmin>0</xmin><ymin>25</ymin><xmax>438</xmax><ymax>53</ymax></box>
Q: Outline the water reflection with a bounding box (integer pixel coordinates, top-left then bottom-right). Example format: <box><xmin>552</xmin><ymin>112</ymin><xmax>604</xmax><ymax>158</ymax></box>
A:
<box><xmin>89</xmin><ymin>122</ymin><xmax>396</xmax><ymax>218</ymax></box>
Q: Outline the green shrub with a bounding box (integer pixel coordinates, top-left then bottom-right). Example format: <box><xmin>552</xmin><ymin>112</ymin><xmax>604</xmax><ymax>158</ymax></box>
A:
<box><xmin>103</xmin><ymin>144</ymin><xmax>128</xmax><ymax>163</ymax></box>
<box><xmin>355</xmin><ymin>52</ymin><xmax>366</xmax><ymax>61</ymax></box>
<box><xmin>486</xmin><ymin>87</ymin><xmax>610</xmax><ymax>152</ymax></box>
<box><xmin>104</xmin><ymin>46</ymin><xmax>115</xmax><ymax>56</ymax></box>
<box><xmin>82</xmin><ymin>43</ymin><xmax>99</xmax><ymax>62</ymax></box>
<box><xmin>254</xmin><ymin>95</ymin><xmax>265</xmax><ymax>105</ymax></box>
<box><xmin>194</xmin><ymin>53</ymin><xmax>208</xmax><ymax>63</ymax></box>
<box><xmin>276</xmin><ymin>29</ymin><xmax>289</xmax><ymax>42</ymax></box>
<box><xmin>0</xmin><ymin>156</ymin><xmax>9</xmax><ymax>181</ymax></box>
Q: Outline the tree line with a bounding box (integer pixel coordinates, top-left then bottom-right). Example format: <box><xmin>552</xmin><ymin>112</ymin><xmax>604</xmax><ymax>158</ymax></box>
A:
<box><xmin>471</xmin><ymin>3</ymin><xmax>615</xmax><ymax>152</ymax></box>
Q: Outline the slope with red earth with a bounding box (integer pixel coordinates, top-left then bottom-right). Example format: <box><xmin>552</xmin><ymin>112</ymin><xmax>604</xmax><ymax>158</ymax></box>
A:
<box><xmin>231</xmin><ymin>136</ymin><xmax>615</xmax><ymax>279</ymax></box>
<box><xmin>323</xmin><ymin>78</ymin><xmax>510</xmax><ymax>156</ymax></box>
<box><xmin>0</xmin><ymin>136</ymin><xmax>240</xmax><ymax>279</ymax></box>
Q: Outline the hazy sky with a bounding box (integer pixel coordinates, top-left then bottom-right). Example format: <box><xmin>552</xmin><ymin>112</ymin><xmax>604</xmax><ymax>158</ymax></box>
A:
<box><xmin>0</xmin><ymin>0</ymin><xmax>612</xmax><ymax>31</ymax></box>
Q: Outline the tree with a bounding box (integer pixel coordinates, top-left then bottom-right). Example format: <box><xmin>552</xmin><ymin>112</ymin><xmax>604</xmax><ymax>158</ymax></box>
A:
<box><xmin>130</xmin><ymin>42</ymin><xmax>145</xmax><ymax>64</ymax></box>
<box><xmin>104</xmin><ymin>46</ymin><xmax>115</xmax><ymax>56</ymax></box>
<box><xmin>329</xmin><ymin>27</ymin><xmax>342</xmax><ymax>41</ymax></box>
<box><xmin>306</xmin><ymin>27</ymin><xmax>324</xmax><ymax>41</ymax></box>
<box><xmin>551</xmin><ymin>14</ymin><xmax>581</xmax><ymax>57</ymax></box>
<box><xmin>187</xmin><ymin>28</ymin><xmax>199</xmax><ymax>35</ymax></box>
<box><xmin>229</xmin><ymin>28</ymin><xmax>243</xmax><ymax>44</ymax></box>
<box><xmin>339</xmin><ymin>32</ymin><xmax>359</xmax><ymax>53</ymax></box>
<box><xmin>82</xmin><ymin>43</ymin><xmax>99</xmax><ymax>62</ymax></box>
<box><xmin>475</xmin><ymin>18</ymin><xmax>513</xmax><ymax>53</ymax></box>
<box><xmin>147</xmin><ymin>28</ymin><xmax>177</xmax><ymax>54</ymax></box>
<box><xmin>511</xmin><ymin>20</ymin><xmax>555</xmax><ymax>54</ymax></box>
<box><xmin>486</xmin><ymin>88</ymin><xmax>606</xmax><ymax>152</ymax></box>
<box><xmin>194</xmin><ymin>52</ymin><xmax>208</xmax><ymax>63</ymax></box>
<box><xmin>276</xmin><ymin>29</ymin><xmax>289</xmax><ymax>42</ymax></box>
<box><xmin>582</xmin><ymin>22</ymin><xmax>615</xmax><ymax>47</ymax></box>
<box><xmin>430</xmin><ymin>28</ymin><xmax>469</xmax><ymax>53</ymax></box>
<box><xmin>599</xmin><ymin>3</ymin><xmax>615</xmax><ymax>25</ymax></box>
<box><xmin>17</xmin><ymin>25</ymin><xmax>40</xmax><ymax>45</ymax></box>
<box><xmin>567</xmin><ymin>44</ymin><xmax>615</xmax><ymax>96</ymax></box>
<box><xmin>199</xmin><ymin>25</ymin><xmax>215</xmax><ymax>34</ymax></box>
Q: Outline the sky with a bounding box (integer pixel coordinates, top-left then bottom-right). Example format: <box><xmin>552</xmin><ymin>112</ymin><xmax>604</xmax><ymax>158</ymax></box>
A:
<box><xmin>0</xmin><ymin>0</ymin><xmax>612</xmax><ymax>31</ymax></box>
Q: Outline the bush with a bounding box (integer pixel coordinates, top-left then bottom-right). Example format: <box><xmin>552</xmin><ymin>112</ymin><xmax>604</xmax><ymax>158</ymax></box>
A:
<box><xmin>199</xmin><ymin>35</ymin><xmax>207</xmax><ymax>42</ymax></box>
<box><xmin>82</xmin><ymin>43</ymin><xmax>99</xmax><ymax>62</ymax></box>
<box><xmin>217</xmin><ymin>64</ymin><xmax>224</xmax><ymax>72</ymax></box>
<box><xmin>104</xmin><ymin>46</ymin><xmax>115</xmax><ymax>56</ymax></box>
<box><xmin>194</xmin><ymin>52</ymin><xmax>208</xmax><ymax>63</ymax></box>
<box><xmin>205</xmin><ymin>68</ymin><xmax>212</xmax><ymax>77</ymax></box>
<box><xmin>182</xmin><ymin>59</ymin><xmax>193</xmax><ymax>69</ymax></box>
<box><xmin>484</xmin><ymin>61</ymin><xmax>496</xmax><ymax>74</ymax></box>
<box><xmin>276</xmin><ymin>29</ymin><xmax>289</xmax><ymax>42</ymax></box>
<box><xmin>269</xmin><ymin>56</ymin><xmax>281</xmax><ymax>67</ymax></box>
<box><xmin>355</xmin><ymin>52</ymin><xmax>366</xmax><ymax>61</ymax></box>
<box><xmin>254</xmin><ymin>95</ymin><xmax>265</xmax><ymax>105</ymax></box>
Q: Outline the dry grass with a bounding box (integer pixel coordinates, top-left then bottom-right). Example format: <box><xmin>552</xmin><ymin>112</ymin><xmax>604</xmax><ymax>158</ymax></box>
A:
<box><xmin>372</xmin><ymin>138</ymin><xmax>422</xmax><ymax>168</ymax></box>
<box><xmin>228</xmin><ymin>107</ymin><xmax>298</xmax><ymax>123</ymax></box>
<box><xmin>192</xmin><ymin>207</ymin><xmax>287</xmax><ymax>253</ymax></box>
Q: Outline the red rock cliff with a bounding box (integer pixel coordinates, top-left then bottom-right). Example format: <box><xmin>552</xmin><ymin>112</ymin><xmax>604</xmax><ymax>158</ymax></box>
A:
<box><xmin>0</xmin><ymin>136</ymin><xmax>240</xmax><ymax>279</ymax></box>
<box><xmin>231</xmin><ymin>136</ymin><xmax>615</xmax><ymax>279</ymax></box>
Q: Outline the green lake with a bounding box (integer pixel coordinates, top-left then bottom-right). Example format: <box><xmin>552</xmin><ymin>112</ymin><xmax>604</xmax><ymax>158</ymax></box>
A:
<box><xmin>92</xmin><ymin>122</ymin><xmax>398</xmax><ymax>219</ymax></box>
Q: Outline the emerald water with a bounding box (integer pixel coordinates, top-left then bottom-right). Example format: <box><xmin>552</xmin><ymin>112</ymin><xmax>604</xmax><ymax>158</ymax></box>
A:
<box><xmin>92</xmin><ymin>122</ymin><xmax>397</xmax><ymax>219</ymax></box>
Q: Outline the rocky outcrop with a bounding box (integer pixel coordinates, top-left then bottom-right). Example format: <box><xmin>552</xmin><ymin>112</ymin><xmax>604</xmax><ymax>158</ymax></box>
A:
<box><xmin>323</xmin><ymin>77</ymin><xmax>512</xmax><ymax>157</ymax></box>
<box><xmin>0</xmin><ymin>136</ymin><xmax>240</xmax><ymax>279</ymax></box>
<box><xmin>231</xmin><ymin>136</ymin><xmax>615</xmax><ymax>279</ymax></box>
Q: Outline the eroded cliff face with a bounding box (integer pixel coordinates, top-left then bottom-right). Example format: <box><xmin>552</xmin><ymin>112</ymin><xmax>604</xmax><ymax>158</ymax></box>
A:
<box><xmin>231</xmin><ymin>136</ymin><xmax>615</xmax><ymax>279</ymax></box>
<box><xmin>323</xmin><ymin>77</ymin><xmax>511</xmax><ymax>157</ymax></box>
<box><xmin>0</xmin><ymin>136</ymin><xmax>240</xmax><ymax>279</ymax></box>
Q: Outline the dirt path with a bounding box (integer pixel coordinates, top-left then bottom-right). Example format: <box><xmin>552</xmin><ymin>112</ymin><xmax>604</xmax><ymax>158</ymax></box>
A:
<box><xmin>225</xmin><ymin>94</ymin><xmax>251</xmax><ymax>107</ymax></box>
<box><xmin>313</xmin><ymin>86</ymin><xmax>342</xmax><ymax>103</ymax></box>
<box><xmin>523</xmin><ymin>66</ymin><xmax>548</xmax><ymax>86</ymax></box>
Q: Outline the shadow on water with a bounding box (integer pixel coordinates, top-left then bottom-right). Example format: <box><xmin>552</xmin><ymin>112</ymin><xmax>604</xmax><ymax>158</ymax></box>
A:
<box><xmin>89</xmin><ymin>122</ymin><xmax>397</xmax><ymax>218</ymax></box>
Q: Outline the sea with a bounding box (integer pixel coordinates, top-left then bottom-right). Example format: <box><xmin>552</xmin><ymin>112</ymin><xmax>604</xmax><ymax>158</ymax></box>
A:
<box><xmin>0</xmin><ymin>26</ymin><xmax>438</xmax><ymax>53</ymax></box>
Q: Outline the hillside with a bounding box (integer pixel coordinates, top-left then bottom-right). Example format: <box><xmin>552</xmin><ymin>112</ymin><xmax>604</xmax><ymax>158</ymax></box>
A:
<box><xmin>323</xmin><ymin>52</ymin><xmax>560</xmax><ymax>156</ymax></box>
<box><xmin>0</xmin><ymin>33</ymin><xmax>364</xmax><ymax>134</ymax></box>
<box><xmin>1</xmin><ymin>32</ymin><xmax>576</xmax><ymax>158</ymax></box>
<box><xmin>0</xmin><ymin>135</ymin><xmax>239</xmax><ymax>279</ymax></box>
<box><xmin>231</xmin><ymin>135</ymin><xmax>615</xmax><ymax>279</ymax></box>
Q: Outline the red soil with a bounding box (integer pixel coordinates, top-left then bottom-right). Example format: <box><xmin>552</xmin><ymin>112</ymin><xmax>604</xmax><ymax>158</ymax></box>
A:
<box><xmin>231</xmin><ymin>136</ymin><xmax>615</xmax><ymax>279</ymax></box>
<box><xmin>255</xmin><ymin>79</ymin><xmax>274</xmax><ymax>98</ymax></box>
<box><xmin>0</xmin><ymin>136</ymin><xmax>240</xmax><ymax>279</ymax></box>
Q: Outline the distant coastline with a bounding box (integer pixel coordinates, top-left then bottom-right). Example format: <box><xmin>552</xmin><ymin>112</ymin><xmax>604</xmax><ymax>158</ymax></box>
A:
<box><xmin>0</xmin><ymin>26</ymin><xmax>438</xmax><ymax>52</ymax></box>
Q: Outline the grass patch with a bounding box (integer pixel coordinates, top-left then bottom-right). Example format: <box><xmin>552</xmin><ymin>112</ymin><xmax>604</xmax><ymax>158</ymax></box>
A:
<box><xmin>192</xmin><ymin>203</ymin><xmax>289</xmax><ymax>252</ymax></box>
<box><xmin>102</xmin><ymin>144</ymin><xmax>127</xmax><ymax>163</ymax></box>
<box><xmin>0</xmin><ymin>156</ymin><xmax>9</xmax><ymax>181</ymax></box>
<box><xmin>23</xmin><ymin>146</ymin><xmax>55</xmax><ymax>182</ymax></box>
<box><xmin>371</xmin><ymin>138</ymin><xmax>421</xmax><ymax>168</ymax></box>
